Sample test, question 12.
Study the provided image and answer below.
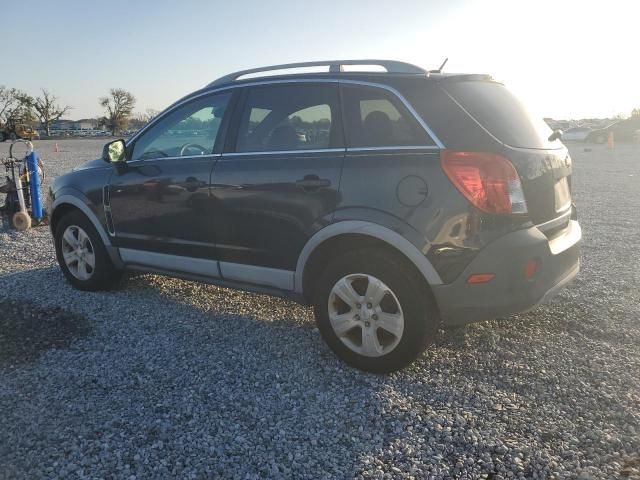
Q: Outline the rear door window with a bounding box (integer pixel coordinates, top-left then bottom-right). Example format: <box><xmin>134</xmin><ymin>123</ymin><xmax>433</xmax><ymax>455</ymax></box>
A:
<box><xmin>235</xmin><ymin>84</ymin><xmax>342</xmax><ymax>153</ymax></box>
<box><xmin>342</xmin><ymin>85</ymin><xmax>434</xmax><ymax>148</ymax></box>
<box><xmin>444</xmin><ymin>81</ymin><xmax>560</xmax><ymax>149</ymax></box>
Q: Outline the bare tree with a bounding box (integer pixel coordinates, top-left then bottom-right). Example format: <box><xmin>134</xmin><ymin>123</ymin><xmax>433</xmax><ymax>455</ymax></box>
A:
<box><xmin>129</xmin><ymin>108</ymin><xmax>160</xmax><ymax>129</ymax></box>
<box><xmin>0</xmin><ymin>86</ymin><xmax>28</xmax><ymax>125</ymax></box>
<box><xmin>30</xmin><ymin>89</ymin><xmax>72</xmax><ymax>136</ymax></box>
<box><xmin>143</xmin><ymin>108</ymin><xmax>160</xmax><ymax>122</ymax></box>
<box><xmin>99</xmin><ymin>88</ymin><xmax>136</xmax><ymax>135</ymax></box>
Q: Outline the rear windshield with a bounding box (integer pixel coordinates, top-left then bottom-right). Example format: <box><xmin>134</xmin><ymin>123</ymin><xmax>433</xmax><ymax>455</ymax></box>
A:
<box><xmin>444</xmin><ymin>81</ymin><xmax>560</xmax><ymax>149</ymax></box>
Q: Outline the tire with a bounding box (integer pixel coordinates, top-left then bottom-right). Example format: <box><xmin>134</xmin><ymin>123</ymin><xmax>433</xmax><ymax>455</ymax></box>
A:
<box><xmin>54</xmin><ymin>210</ymin><xmax>122</xmax><ymax>291</ymax></box>
<box><xmin>9</xmin><ymin>132</ymin><xmax>16</xmax><ymax>141</ymax></box>
<box><xmin>0</xmin><ymin>132</ymin><xmax>6</xmax><ymax>142</ymax></box>
<box><xmin>313</xmin><ymin>247</ymin><xmax>439</xmax><ymax>373</ymax></box>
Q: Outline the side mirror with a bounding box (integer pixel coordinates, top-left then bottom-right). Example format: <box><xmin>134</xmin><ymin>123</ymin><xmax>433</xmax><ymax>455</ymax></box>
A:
<box><xmin>548</xmin><ymin>129</ymin><xmax>563</xmax><ymax>142</ymax></box>
<box><xmin>102</xmin><ymin>139</ymin><xmax>126</xmax><ymax>163</ymax></box>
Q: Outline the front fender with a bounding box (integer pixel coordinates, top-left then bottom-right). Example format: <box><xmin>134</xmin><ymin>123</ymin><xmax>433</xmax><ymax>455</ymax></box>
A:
<box><xmin>50</xmin><ymin>189</ymin><xmax>123</xmax><ymax>268</ymax></box>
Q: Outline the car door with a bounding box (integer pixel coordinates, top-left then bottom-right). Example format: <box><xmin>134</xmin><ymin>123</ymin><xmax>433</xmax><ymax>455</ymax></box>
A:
<box><xmin>108</xmin><ymin>90</ymin><xmax>234</xmax><ymax>264</ymax></box>
<box><xmin>209</xmin><ymin>82</ymin><xmax>344</xmax><ymax>289</ymax></box>
<box><xmin>336</xmin><ymin>83</ymin><xmax>441</xmax><ymax>239</ymax></box>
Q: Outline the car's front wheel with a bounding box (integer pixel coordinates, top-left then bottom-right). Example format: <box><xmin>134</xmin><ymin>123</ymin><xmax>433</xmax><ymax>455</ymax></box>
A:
<box><xmin>54</xmin><ymin>210</ymin><xmax>122</xmax><ymax>291</ymax></box>
<box><xmin>313</xmin><ymin>248</ymin><xmax>439</xmax><ymax>373</ymax></box>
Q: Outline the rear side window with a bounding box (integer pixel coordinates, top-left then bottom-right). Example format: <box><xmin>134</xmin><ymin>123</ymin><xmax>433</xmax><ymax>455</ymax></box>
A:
<box><xmin>444</xmin><ymin>81</ymin><xmax>558</xmax><ymax>149</ymax></box>
<box><xmin>342</xmin><ymin>85</ymin><xmax>433</xmax><ymax>148</ymax></box>
<box><xmin>235</xmin><ymin>84</ymin><xmax>341</xmax><ymax>153</ymax></box>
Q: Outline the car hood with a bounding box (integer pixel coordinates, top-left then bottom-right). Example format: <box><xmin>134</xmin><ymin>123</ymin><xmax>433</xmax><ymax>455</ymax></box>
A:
<box><xmin>73</xmin><ymin>158</ymin><xmax>109</xmax><ymax>171</ymax></box>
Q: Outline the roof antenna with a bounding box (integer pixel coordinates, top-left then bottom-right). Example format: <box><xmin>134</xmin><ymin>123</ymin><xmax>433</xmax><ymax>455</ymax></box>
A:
<box><xmin>429</xmin><ymin>57</ymin><xmax>448</xmax><ymax>74</ymax></box>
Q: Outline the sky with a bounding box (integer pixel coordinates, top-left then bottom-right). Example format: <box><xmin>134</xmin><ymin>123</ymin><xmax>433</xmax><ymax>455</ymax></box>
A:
<box><xmin>4</xmin><ymin>0</ymin><xmax>638</xmax><ymax>120</ymax></box>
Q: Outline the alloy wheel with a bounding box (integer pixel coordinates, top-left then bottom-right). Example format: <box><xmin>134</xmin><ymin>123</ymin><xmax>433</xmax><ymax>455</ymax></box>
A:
<box><xmin>61</xmin><ymin>225</ymin><xmax>95</xmax><ymax>280</ymax></box>
<box><xmin>327</xmin><ymin>273</ymin><xmax>404</xmax><ymax>357</ymax></box>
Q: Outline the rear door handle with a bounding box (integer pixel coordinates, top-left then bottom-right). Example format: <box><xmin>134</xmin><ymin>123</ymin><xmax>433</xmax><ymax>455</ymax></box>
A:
<box><xmin>296</xmin><ymin>175</ymin><xmax>331</xmax><ymax>191</ymax></box>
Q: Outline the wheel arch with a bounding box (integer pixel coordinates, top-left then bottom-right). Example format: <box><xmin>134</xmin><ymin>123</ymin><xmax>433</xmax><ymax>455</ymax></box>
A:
<box><xmin>295</xmin><ymin>221</ymin><xmax>442</xmax><ymax>302</ymax></box>
<box><xmin>51</xmin><ymin>194</ymin><xmax>123</xmax><ymax>268</ymax></box>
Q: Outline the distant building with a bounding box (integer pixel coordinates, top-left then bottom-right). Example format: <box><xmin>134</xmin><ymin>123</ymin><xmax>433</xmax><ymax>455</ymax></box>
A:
<box><xmin>75</xmin><ymin>119</ymin><xmax>97</xmax><ymax>130</ymax></box>
<box><xmin>50</xmin><ymin>119</ymin><xmax>97</xmax><ymax>130</ymax></box>
<box><xmin>50</xmin><ymin>119</ymin><xmax>75</xmax><ymax>130</ymax></box>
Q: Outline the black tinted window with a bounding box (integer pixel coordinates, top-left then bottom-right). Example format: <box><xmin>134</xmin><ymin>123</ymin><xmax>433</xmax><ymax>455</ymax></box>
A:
<box><xmin>444</xmin><ymin>81</ymin><xmax>558</xmax><ymax>149</ymax></box>
<box><xmin>342</xmin><ymin>85</ymin><xmax>432</xmax><ymax>148</ymax></box>
<box><xmin>235</xmin><ymin>84</ymin><xmax>341</xmax><ymax>152</ymax></box>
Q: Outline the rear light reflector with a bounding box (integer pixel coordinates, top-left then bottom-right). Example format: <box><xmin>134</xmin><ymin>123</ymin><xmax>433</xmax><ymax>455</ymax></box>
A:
<box><xmin>524</xmin><ymin>258</ymin><xmax>541</xmax><ymax>279</ymax></box>
<box><xmin>441</xmin><ymin>150</ymin><xmax>528</xmax><ymax>215</ymax></box>
<box><xmin>466</xmin><ymin>273</ymin><xmax>495</xmax><ymax>284</ymax></box>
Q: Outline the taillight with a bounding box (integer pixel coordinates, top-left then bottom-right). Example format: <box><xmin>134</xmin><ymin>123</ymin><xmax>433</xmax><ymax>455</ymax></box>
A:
<box><xmin>441</xmin><ymin>150</ymin><xmax>528</xmax><ymax>215</ymax></box>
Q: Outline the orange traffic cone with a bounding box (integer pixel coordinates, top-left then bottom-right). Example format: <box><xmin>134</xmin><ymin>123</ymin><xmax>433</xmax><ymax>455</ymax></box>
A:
<box><xmin>54</xmin><ymin>142</ymin><xmax>59</xmax><ymax>153</ymax></box>
<box><xmin>607</xmin><ymin>131</ymin><xmax>614</xmax><ymax>149</ymax></box>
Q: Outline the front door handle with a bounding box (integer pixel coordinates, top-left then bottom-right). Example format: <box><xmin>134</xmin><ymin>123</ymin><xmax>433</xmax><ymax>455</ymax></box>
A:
<box><xmin>296</xmin><ymin>174</ymin><xmax>331</xmax><ymax>192</ymax></box>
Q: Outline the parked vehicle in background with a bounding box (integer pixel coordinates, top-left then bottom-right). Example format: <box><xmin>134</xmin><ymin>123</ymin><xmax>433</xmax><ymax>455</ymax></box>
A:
<box><xmin>47</xmin><ymin>60</ymin><xmax>581</xmax><ymax>372</ymax></box>
<box><xmin>0</xmin><ymin>118</ymin><xmax>40</xmax><ymax>142</ymax></box>
<box><xmin>562</xmin><ymin>126</ymin><xmax>591</xmax><ymax>141</ymax></box>
<box><xmin>586</xmin><ymin>117</ymin><xmax>640</xmax><ymax>143</ymax></box>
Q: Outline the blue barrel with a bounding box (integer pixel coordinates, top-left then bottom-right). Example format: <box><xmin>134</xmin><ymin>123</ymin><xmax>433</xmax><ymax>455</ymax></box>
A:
<box><xmin>25</xmin><ymin>150</ymin><xmax>44</xmax><ymax>221</ymax></box>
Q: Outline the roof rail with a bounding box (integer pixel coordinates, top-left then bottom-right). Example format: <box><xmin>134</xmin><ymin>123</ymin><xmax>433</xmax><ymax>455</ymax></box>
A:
<box><xmin>208</xmin><ymin>59</ymin><xmax>427</xmax><ymax>87</ymax></box>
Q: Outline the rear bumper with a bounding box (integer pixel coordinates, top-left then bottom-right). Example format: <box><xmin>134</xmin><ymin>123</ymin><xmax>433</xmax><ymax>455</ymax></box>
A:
<box><xmin>432</xmin><ymin>220</ymin><xmax>581</xmax><ymax>326</ymax></box>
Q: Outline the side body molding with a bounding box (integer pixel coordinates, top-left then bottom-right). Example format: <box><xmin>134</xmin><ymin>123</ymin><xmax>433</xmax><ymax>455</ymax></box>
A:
<box><xmin>294</xmin><ymin>220</ymin><xmax>443</xmax><ymax>294</ymax></box>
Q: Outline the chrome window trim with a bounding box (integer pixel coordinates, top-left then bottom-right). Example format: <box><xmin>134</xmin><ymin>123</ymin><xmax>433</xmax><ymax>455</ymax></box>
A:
<box><xmin>222</xmin><ymin>148</ymin><xmax>345</xmax><ymax>157</ymax></box>
<box><xmin>221</xmin><ymin>146</ymin><xmax>440</xmax><ymax>157</ymax></box>
<box><xmin>126</xmin><ymin>78</ymin><xmax>445</xmax><ymax>150</ymax></box>
<box><xmin>127</xmin><ymin>153</ymin><xmax>222</xmax><ymax>164</ymax></box>
<box><xmin>347</xmin><ymin>146</ymin><xmax>440</xmax><ymax>152</ymax></box>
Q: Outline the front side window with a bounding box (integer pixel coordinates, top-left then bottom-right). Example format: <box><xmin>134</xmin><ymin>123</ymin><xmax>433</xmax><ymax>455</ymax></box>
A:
<box><xmin>131</xmin><ymin>92</ymin><xmax>232</xmax><ymax>161</ymax></box>
<box><xmin>235</xmin><ymin>84</ymin><xmax>341</xmax><ymax>153</ymax></box>
<box><xmin>342</xmin><ymin>85</ymin><xmax>432</xmax><ymax>148</ymax></box>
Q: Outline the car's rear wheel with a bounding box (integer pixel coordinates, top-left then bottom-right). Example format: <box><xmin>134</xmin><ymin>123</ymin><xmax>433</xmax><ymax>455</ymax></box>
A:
<box><xmin>54</xmin><ymin>210</ymin><xmax>122</xmax><ymax>291</ymax></box>
<box><xmin>313</xmin><ymin>248</ymin><xmax>439</xmax><ymax>373</ymax></box>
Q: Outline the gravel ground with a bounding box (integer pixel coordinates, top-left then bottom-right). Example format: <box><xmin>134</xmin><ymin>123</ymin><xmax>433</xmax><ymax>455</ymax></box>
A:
<box><xmin>0</xmin><ymin>139</ymin><xmax>638</xmax><ymax>479</ymax></box>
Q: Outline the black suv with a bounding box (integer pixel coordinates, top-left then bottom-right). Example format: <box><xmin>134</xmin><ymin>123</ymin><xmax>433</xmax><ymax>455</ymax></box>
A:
<box><xmin>48</xmin><ymin>60</ymin><xmax>581</xmax><ymax>372</ymax></box>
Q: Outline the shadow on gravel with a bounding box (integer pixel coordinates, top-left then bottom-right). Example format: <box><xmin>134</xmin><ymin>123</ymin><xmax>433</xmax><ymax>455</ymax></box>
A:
<box><xmin>0</xmin><ymin>297</ymin><xmax>92</xmax><ymax>367</ymax></box>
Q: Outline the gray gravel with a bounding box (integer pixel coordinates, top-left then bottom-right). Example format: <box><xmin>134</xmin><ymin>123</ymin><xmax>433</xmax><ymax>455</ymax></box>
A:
<box><xmin>0</xmin><ymin>139</ymin><xmax>639</xmax><ymax>479</ymax></box>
